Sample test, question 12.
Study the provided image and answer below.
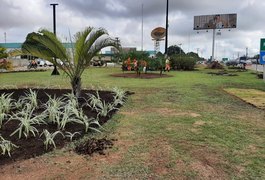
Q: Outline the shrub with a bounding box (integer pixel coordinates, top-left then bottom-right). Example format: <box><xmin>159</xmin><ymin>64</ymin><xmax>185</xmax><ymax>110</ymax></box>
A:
<box><xmin>171</xmin><ymin>55</ymin><xmax>196</xmax><ymax>70</ymax></box>
<box><xmin>206</xmin><ymin>61</ymin><xmax>224</xmax><ymax>69</ymax></box>
<box><xmin>0</xmin><ymin>59</ymin><xmax>13</xmax><ymax>70</ymax></box>
<box><xmin>145</xmin><ymin>57</ymin><xmax>164</xmax><ymax>71</ymax></box>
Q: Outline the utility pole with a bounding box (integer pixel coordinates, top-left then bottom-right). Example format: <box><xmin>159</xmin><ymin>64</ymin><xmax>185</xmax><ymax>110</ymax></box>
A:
<box><xmin>50</xmin><ymin>3</ymin><xmax>60</xmax><ymax>75</ymax></box>
<box><xmin>211</xmin><ymin>29</ymin><xmax>216</xmax><ymax>62</ymax></box>
<box><xmin>165</xmin><ymin>0</ymin><xmax>169</xmax><ymax>55</ymax></box>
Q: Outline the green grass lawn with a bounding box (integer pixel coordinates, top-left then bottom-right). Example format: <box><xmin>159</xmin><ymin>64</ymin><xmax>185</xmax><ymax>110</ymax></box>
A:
<box><xmin>1</xmin><ymin>67</ymin><xmax>265</xmax><ymax>179</ymax></box>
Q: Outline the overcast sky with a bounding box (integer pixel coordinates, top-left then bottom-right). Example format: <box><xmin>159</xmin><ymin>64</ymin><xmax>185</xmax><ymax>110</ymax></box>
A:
<box><xmin>1</xmin><ymin>0</ymin><xmax>265</xmax><ymax>60</ymax></box>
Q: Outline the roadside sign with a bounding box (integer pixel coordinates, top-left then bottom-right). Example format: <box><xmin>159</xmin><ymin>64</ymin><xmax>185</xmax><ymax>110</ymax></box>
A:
<box><xmin>260</xmin><ymin>39</ymin><xmax>265</xmax><ymax>51</ymax></box>
<box><xmin>259</xmin><ymin>51</ymin><xmax>265</xmax><ymax>65</ymax></box>
<box><xmin>260</xmin><ymin>39</ymin><xmax>265</xmax><ymax>65</ymax></box>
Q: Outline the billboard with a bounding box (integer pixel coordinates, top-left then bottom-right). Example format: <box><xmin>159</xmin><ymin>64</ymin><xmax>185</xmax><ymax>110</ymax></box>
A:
<box><xmin>194</xmin><ymin>13</ymin><xmax>237</xmax><ymax>30</ymax></box>
<box><xmin>151</xmin><ymin>27</ymin><xmax>166</xmax><ymax>40</ymax></box>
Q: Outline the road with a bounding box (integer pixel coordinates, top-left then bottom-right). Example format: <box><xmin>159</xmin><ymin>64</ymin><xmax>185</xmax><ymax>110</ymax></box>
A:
<box><xmin>248</xmin><ymin>64</ymin><xmax>264</xmax><ymax>72</ymax></box>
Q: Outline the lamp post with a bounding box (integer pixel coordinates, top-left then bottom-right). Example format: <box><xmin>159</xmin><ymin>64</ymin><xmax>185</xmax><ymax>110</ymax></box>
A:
<box><xmin>50</xmin><ymin>3</ymin><xmax>60</xmax><ymax>75</ymax></box>
<box><xmin>165</xmin><ymin>0</ymin><xmax>169</xmax><ymax>55</ymax></box>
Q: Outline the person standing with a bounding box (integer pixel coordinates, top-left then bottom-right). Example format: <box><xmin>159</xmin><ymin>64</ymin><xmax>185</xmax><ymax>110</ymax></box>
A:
<box><xmin>165</xmin><ymin>56</ymin><xmax>170</xmax><ymax>72</ymax></box>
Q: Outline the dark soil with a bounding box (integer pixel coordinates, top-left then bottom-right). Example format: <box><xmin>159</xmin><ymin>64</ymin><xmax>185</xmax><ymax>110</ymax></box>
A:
<box><xmin>111</xmin><ymin>72</ymin><xmax>172</xmax><ymax>79</ymax></box>
<box><xmin>0</xmin><ymin>88</ymin><xmax>127</xmax><ymax>166</ymax></box>
<box><xmin>207</xmin><ymin>71</ymin><xmax>238</xmax><ymax>76</ymax></box>
<box><xmin>75</xmin><ymin>137</ymin><xmax>117</xmax><ymax>156</ymax></box>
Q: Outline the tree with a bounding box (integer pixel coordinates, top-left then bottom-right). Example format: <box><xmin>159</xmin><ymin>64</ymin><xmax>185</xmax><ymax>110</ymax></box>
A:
<box><xmin>167</xmin><ymin>45</ymin><xmax>184</xmax><ymax>56</ymax></box>
<box><xmin>21</xmin><ymin>27</ymin><xmax>120</xmax><ymax>97</ymax></box>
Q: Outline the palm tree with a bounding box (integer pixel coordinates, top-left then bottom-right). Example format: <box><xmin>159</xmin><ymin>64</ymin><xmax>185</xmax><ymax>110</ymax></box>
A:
<box><xmin>21</xmin><ymin>27</ymin><xmax>120</xmax><ymax>97</ymax></box>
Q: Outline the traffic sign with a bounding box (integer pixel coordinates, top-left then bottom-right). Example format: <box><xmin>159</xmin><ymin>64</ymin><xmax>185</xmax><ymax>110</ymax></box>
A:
<box><xmin>260</xmin><ymin>39</ymin><xmax>265</xmax><ymax>51</ymax></box>
<box><xmin>260</xmin><ymin>51</ymin><xmax>265</xmax><ymax>65</ymax></box>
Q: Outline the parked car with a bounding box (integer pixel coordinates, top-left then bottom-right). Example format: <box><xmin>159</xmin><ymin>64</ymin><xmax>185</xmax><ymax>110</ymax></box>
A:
<box><xmin>37</xmin><ymin>59</ymin><xmax>53</xmax><ymax>67</ymax></box>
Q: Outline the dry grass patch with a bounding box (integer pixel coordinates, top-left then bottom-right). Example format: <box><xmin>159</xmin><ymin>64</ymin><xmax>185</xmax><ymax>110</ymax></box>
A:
<box><xmin>141</xmin><ymin>107</ymin><xmax>200</xmax><ymax>117</ymax></box>
<box><xmin>224</xmin><ymin>88</ymin><xmax>265</xmax><ymax>110</ymax></box>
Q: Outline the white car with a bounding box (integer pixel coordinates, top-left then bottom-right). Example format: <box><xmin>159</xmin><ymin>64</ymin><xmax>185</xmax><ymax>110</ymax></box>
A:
<box><xmin>37</xmin><ymin>59</ymin><xmax>53</xmax><ymax>67</ymax></box>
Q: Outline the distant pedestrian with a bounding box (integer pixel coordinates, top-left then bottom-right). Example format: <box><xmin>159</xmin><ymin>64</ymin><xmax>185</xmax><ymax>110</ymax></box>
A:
<box><xmin>165</xmin><ymin>56</ymin><xmax>170</xmax><ymax>72</ymax></box>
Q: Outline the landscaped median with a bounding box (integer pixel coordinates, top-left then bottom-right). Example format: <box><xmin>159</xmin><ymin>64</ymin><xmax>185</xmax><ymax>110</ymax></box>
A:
<box><xmin>0</xmin><ymin>67</ymin><xmax>264</xmax><ymax>179</ymax></box>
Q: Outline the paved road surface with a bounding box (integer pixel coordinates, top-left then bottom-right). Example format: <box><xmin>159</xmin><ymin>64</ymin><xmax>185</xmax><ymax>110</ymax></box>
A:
<box><xmin>248</xmin><ymin>64</ymin><xmax>264</xmax><ymax>72</ymax></box>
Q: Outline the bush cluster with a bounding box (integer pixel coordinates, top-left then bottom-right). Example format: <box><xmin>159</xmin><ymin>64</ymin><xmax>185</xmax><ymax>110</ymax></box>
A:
<box><xmin>0</xmin><ymin>59</ymin><xmax>12</xmax><ymax>70</ymax></box>
<box><xmin>170</xmin><ymin>55</ymin><xmax>196</xmax><ymax>70</ymax></box>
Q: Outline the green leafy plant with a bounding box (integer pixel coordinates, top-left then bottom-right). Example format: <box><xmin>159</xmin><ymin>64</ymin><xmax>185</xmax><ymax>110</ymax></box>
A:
<box><xmin>57</xmin><ymin>104</ymin><xmax>82</xmax><ymax>130</ymax></box>
<box><xmin>21</xmin><ymin>27</ymin><xmax>120</xmax><ymax>98</ymax></box>
<box><xmin>40</xmin><ymin>129</ymin><xmax>64</xmax><ymax>150</ymax></box>
<box><xmin>112</xmin><ymin>87</ymin><xmax>127</xmax><ymax>106</ymax></box>
<box><xmin>20</xmin><ymin>89</ymin><xmax>38</xmax><ymax>109</ymax></box>
<box><xmin>95</xmin><ymin>100</ymin><xmax>117</xmax><ymax>117</ymax></box>
<box><xmin>0</xmin><ymin>93</ymin><xmax>14</xmax><ymax>114</ymax></box>
<box><xmin>86</xmin><ymin>91</ymin><xmax>101</xmax><ymax>110</ymax></box>
<box><xmin>43</xmin><ymin>95</ymin><xmax>65</xmax><ymax>123</ymax></box>
<box><xmin>63</xmin><ymin>93</ymin><xmax>79</xmax><ymax>109</ymax></box>
<box><xmin>72</xmin><ymin>108</ymin><xmax>102</xmax><ymax>133</ymax></box>
<box><xmin>0</xmin><ymin>112</ymin><xmax>10</xmax><ymax>129</ymax></box>
<box><xmin>65</xmin><ymin>131</ymin><xmax>81</xmax><ymax>141</ymax></box>
<box><xmin>0</xmin><ymin>135</ymin><xmax>18</xmax><ymax>157</ymax></box>
<box><xmin>13</xmin><ymin>98</ymin><xmax>24</xmax><ymax>110</ymax></box>
<box><xmin>10</xmin><ymin>104</ymin><xmax>46</xmax><ymax>139</ymax></box>
<box><xmin>112</xmin><ymin>87</ymin><xmax>126</xmax><ymax>100</ymax></box>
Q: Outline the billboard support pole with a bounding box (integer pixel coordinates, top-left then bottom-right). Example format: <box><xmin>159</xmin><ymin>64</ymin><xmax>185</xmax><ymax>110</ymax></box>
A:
<box><xmin>165</xmin><ymin>0</ymin><xmax>169</xmax><ymax>55</ymax></box>
<box><xmin>211</xmin><ymin>29</ymin><xmax>216</xmax><ymax>62</ymax></box>
<box><xmin>263</xmin><ymin>65</ymin><xmax>265</xmax><ymax>82</ymax></box>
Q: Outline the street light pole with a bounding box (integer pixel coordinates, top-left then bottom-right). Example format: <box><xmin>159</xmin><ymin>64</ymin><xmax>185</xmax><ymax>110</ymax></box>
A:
<box><xmin>50</xmin><ymin>3</ymin><xmax>58</xmax><ymax>35</ymax></box>
<box><xmin>50</xmin><ymin>3</ymin><xmax>60</xmax><ymax>75</ymax></box>
<box><xmin>165</xmin><ymin>0</ymin><xmax>169</xmax><ymax>55</ymax></box>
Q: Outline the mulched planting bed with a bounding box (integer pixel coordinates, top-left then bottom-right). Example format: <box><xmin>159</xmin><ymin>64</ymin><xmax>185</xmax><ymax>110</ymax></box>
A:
<box><xmin>111</xmin><ymin>72</ymin><xmax>172</xmax><ymax>79</ymax></box>
<box><xmin>0</xmin><ymin>88</ymin><xmax>129</xmax><ymax>166</ymax></box>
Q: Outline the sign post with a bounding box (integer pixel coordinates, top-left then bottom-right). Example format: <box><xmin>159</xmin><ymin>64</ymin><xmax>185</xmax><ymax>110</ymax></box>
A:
<box><xmin>259</xmin><ymin>39</ymin><xmax>265</xmax><ymax>82</ymax></box>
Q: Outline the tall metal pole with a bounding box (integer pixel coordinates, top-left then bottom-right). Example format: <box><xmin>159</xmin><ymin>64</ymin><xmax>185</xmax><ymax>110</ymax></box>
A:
<box><xmin>165</xmin><ymin>0</ymin><xmax>169</xmax><ymax>55</ymax></box>
<box><xmin>50</xmin><ymin>3</ymin><xmax>60</xmax><ymax>75</ymax></box>
<box><xmin>211</xmin><ymin>29</ymin><xmax>216</xmax><ymax>62</ymax></box>
<box><xmin>141</xmin><ymin>3</ymin><xmax>144</xmax><ymax>51</ymax></box>
<box><xmin>51</xmin><ymin>3</ymin><xmax>58</xmax><ymax>35</ymax></box>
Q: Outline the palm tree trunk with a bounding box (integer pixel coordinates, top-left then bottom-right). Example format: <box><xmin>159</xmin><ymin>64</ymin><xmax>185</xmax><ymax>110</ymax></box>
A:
<box><xmin>71</xmin><ymin>76</ymin><xmax>81</xmax><ymax>98</ymax></box>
